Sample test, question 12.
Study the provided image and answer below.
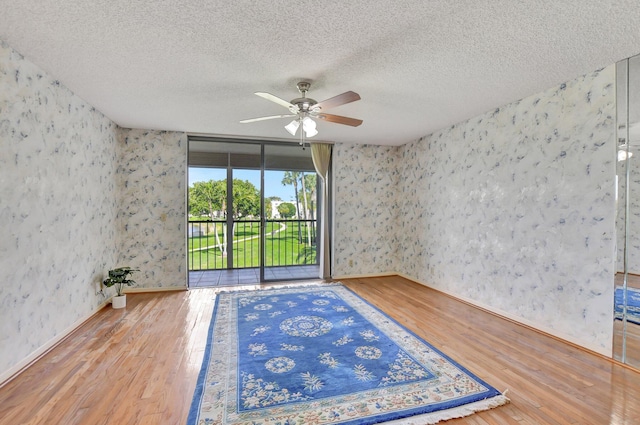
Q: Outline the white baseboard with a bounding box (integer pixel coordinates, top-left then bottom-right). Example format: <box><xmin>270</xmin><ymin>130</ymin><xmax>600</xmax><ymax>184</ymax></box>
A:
<box><xmin>123</xmin><ymin>286</ymin><xmax>187</xmax><ymax>294</ymax></box>
<box><xmin>332</xmin><ymin>272</ymin><xmax>397</xmax><ymax>280</ymax></box>
<box><xmin>0</xmin><ymin>298</ymin><xmax>111</xmax><ymax>387</ymax></box>
<box><xmin>394</xmin><ymin>272</ymin><xmax>612</xmax><ymax>358</ymax></box>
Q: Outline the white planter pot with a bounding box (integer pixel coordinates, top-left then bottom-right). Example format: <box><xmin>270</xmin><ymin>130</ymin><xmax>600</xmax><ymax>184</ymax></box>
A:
<box><xmin>112</xmin><ymin>294</ymin><xmax>127</xmax><ymax>309</ymax></box>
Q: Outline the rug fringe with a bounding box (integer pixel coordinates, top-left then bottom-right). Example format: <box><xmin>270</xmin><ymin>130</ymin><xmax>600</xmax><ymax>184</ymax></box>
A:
<box><xmin>383</xmin><ymin>394</ymin><xmax>510</xmax><ymax>425</ymax></box>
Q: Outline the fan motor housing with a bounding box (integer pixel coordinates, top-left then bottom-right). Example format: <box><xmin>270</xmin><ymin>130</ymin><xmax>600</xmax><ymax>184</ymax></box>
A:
<box><xmin>290</xmin><ymin>97</ymin><xmax>318</xmax><ymax>113</ymax></box>
<box><xmin>289</xmin><ymin>81</ymin><xmax>318</xmax><ymax>113</ymax></box>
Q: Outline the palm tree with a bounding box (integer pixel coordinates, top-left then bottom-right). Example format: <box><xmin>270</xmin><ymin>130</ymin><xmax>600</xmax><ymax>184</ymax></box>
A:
<box><xmin>299</xmin><ymin>172</ymin><xmax>312</xmax><ymax>245</ymax></box>
<box><xmin>282</xmin><ymin>171</ymin><xmax>302</xmax><ymax>242</ymax></box>
<box><xmin>301</xmin><ymin>173</ymin><xmax>317</xmax><ymax>243</ymax></box>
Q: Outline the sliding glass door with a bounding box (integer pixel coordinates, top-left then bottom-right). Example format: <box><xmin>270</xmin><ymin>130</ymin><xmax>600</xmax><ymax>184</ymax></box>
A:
<box><xmin>188</xmin><ymin>138</ymin><xmax>321</xmax><ymax>286</ymax></box>
<box><xmin>263</xmin><ymin>144</ymin><xmax>318</xmax><ymax>281</ymax></box>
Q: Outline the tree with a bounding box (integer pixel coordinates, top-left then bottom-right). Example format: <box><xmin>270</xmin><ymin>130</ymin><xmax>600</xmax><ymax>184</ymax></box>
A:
<box><xmin>297</xmin><ymin>174</ymin><xmax>317</xmax><ymax>218</ymax></box>
<box><xmin>277</xmin><ymin>202</ymin><xmax>297</xmax><ymax>218</ymax></box>
<box><xmin>189</xmin><ymin>178</ymin><xmax>260</xmax><ymax>257</ymax></box>
<box><xmin>189</xmin><ymin>179</ymin><xmax>227</xmax><ymax>255</ymax></box>
<box><xmin>282</xmin><ymin>171</ymin><xmax>303</xmax><ymax>241</ymax></box>
<box><xmin>189</xmin><ymin>180</ymin><xmax>226</xmax><ymax>219</ymax></box>
<box><xmin>303</xmin><ymin>174</ymin><xmax>317</xmax><ymax>209</ymax></box>
<box><xmin>299</xmin><ymin>172</ymin><xmax>312</xmax><ymax>245</ymax></box>
<box><xmin>190</xmin><ymin>179</ymin><xmax>260</xmax><ymax>219</ymax></box>
<box><xmin>232</xmin><ymin>179</ymin><xmax>260</xmax><ymax>218</ymax></box>
<box><xmin>299</xmin><ymin>173</ymin><xmax>317</xmax><ymax>243</ymax></box>
<box><xmin>282</xmin><ymin>172</ymin><xmax>301</xmax><ymax>217</ymax></box>
<box><xmin>282</xmin><ymin>171</ymin><xmax>319</xmax><ymax>245</ymax></box>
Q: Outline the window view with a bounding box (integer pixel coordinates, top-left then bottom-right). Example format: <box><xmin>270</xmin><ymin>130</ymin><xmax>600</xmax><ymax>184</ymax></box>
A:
<box><xmin>263</xmin><ymin>169</ymin><xmax>318</xmax><ymax>275</ymax></box>
<box><xmin>188</xmin><ymin>140</ymin><xmax>320</xmax><ymax>286</ymax></box>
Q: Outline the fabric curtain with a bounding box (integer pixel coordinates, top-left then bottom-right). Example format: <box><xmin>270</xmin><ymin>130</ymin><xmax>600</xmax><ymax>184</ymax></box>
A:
<box><xmin>311</xmin><ymin>143</ymin><xmax>332</xmax><ymax>279</ymax></box>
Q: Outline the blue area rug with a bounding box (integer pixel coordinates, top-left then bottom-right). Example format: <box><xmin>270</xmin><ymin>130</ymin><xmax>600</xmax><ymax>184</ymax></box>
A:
<box><xmin>615</xmin><ymin>286</ymin><xmax>640</xmax><ymax>325</ymax></box>
<box><xmin>187</xmin><ymin>284</ymin><xmax>509</xmax><ymax>424</ymax></box>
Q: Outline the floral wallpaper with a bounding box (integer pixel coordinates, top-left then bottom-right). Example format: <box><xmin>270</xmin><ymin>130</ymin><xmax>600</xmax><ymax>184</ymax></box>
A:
<box><xmin>334</xmin><ymin>66</ymin><xmax>617</xmax><ymax>353</ymax></box>
<box><xmin>333</xmin><ymin>144</ymin><xmax>401</xmax><ymax>276</ymax></box>
<box><xmin>117</xmin><ymin>129</ymin><xmax>187</xmax><ymax>289</ymax></box>
<box><xmin>0</xmin><ymin>39</ymin><xmax>189</xmax><ymax>380</ymax></box>
<box><xmin>0</xmin><ymin>40</ymin><xmax>120</xmax><ymax>378</ymax></box>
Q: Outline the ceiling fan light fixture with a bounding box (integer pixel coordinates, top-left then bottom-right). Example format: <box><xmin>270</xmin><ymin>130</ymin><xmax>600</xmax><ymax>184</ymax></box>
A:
<box><xmin>285</xmin><ymin>119</ymin><xmax>300</xmax><ymax>136</ymax></box>
<box><xmin>241</xmin><ymin>81</ymin><xmax>362</xmax><ymax>139</ymax></box>
<box><xmin>302</xmin><ymin>117</ymin><xmax>318</xmax><ymax>137</ymax></box>
<box><xmin>618</xmin><ymin>148</ymin><xmax>633</xmax><ymax>161</ymax></box>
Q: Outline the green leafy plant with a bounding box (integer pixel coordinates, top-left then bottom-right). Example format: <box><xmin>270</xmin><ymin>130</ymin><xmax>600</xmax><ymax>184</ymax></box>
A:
<box><xmin>296</xmin><ymin>245</ymin><xmax>317</xmax><ymax>265</ymax></box>
<box><xmin>103</xmin><ymin>267</ymin><xmax>138</xmax><ymax>296</ymax></box>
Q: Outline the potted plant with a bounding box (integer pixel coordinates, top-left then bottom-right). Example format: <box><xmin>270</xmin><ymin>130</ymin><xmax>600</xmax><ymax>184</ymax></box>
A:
<box><xmin>103</xmin><ymin>267</ymin><xmax>138</xmax><ymax>309</ymax></box>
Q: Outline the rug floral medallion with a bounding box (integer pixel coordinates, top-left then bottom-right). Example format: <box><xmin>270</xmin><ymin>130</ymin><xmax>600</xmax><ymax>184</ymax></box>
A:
<box><xmin>187</xmin><ymin>284</ymin><xmax>508</xmax><ymax>424</ymax></box>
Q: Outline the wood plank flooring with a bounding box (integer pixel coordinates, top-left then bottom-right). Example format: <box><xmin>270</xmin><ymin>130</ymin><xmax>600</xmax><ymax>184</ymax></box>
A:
<box><xmin>1</xmin><ymin>275</ymin><xmax>639</xmax><ymax>424</ymax></box>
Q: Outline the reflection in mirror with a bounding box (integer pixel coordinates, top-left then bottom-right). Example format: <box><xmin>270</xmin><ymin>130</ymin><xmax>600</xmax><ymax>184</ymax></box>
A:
<box><xmin>614</xmin><ymin>54</ymin><xmax>640</xmax><ymax>369</ymax></box>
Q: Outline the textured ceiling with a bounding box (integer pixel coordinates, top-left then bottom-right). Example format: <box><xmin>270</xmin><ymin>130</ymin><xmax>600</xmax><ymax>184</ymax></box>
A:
<box><xmin>1</xmin><ymin>1</ymin><xmax>640</xmax><ymax>146</ymax></box>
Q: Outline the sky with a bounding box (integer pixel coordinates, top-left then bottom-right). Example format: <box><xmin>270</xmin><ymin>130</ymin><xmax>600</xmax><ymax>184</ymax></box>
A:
<box><xmin>188</xmin><ymin>167</ymin><xmax>296</xmax><ymax>201</ymax></box>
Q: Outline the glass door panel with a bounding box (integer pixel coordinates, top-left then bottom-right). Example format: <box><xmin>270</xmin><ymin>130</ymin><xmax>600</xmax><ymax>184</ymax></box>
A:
<box><xmin>188</xmin><ymin>141</ymin><xmax>262</xmax><ymax>286</ymax></box>
<box><xmin>263</xmin><ymin>144</ymin><xmax>319</xmax><ymax>281</ymax></box>
<box><xmin>187</xmin><ymin>166</ymin><xmax>228</xmax><ymax>272</ymax></box>
<box><xmin>231</xmin><ymin>168</ymin><xmax>262</xmax><ymax>284</ymax></box>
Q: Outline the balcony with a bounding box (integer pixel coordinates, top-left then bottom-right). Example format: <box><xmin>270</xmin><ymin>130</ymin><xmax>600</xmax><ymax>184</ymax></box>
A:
<box><xmin>188</xmin><ymin>218</ymin><xmax>319</xmax><ymax>286</ymax></box>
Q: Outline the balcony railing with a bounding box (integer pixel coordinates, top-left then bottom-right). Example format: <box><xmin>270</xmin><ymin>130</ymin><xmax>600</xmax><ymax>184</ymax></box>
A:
<box><xmin>188</xmin><ymin>219</ymin><xmax>317</xmax><ymax>271</ymax></box>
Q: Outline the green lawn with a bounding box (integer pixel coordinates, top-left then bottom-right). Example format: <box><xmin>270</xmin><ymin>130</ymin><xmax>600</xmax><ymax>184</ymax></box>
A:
<box><xmin>188</xmin><ymin>220</ymin><xmax>316</xmax><ymax>270</ymax></box>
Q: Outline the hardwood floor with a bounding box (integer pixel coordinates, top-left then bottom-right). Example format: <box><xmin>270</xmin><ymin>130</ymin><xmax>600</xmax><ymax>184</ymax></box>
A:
<box><xmin>1</xmin><ymin>276</ymin><xmax>639</xmax><ymax>424</ymax></box>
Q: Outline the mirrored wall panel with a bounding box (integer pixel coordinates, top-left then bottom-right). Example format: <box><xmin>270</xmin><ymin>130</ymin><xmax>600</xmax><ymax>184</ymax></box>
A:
<box><xmin>614</xmin><ymin>54</ymin><xmax>640</xmax><ymax>368</ymax></box>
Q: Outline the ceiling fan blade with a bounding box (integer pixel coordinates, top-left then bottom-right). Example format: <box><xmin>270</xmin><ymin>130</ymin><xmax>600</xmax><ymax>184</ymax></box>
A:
<box><xmin>239</xmin><ymin>114</ymin><xmax>297</xmax><ymax>123</ymax></box>
<box><xmin>316</xmin><ymin>113</ymin><xmax>363</xmax><ymax>127</ymax></box>
<box><xmin>255</xmin><ymin>92</ymin><xmax>298</xmax><ymax>112</ymax></box>
<box><xmin>313</xmin><ymin>91</ymin><xmax>360</xmax><ymax>111</ymax></box>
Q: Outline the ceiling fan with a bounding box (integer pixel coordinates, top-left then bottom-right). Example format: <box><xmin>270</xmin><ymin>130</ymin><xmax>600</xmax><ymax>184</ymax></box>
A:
<box><xmin>240</xmin><ymin>81</ymin><xmax>363</xmax><ymax>140</ymax></box>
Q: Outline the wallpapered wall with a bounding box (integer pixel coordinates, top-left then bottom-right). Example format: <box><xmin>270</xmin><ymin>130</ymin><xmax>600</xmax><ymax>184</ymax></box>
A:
<box><xmin>397</xmin><ymin>66</ymin><xmax>616</xmax><ymax>352</ymax></box>
<box><xmin>0</xmin><ymin>40</ymin><xmax>188</xmax><ymax>380</ymax></box>
<box><xmin>334</xmin><ymin>66</ymin><xmax>616</xmax><ymax>352</ymax></box>
<box><xmin>333</xmin><ymin>144</ymin><xmax>401</xmax><ymax>276</ymax></box>
<box><xmin>0</xmin><ymin>40</ymin><xmax>120</xmax><ymax>376</ymax></box>
<box><xmin>117</xmin><ymin>129</ymin><xmax>187</xmax><ymax>289</ymax></box>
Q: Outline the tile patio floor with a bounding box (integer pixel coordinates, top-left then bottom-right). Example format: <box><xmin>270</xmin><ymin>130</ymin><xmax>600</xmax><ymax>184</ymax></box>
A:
<box><xmin>188</xmin><ymin>265</ymin><xmax>320</xmax><ymax>288</ymax></box>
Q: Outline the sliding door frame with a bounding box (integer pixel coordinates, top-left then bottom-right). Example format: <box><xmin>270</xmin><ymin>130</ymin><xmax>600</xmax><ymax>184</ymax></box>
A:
<box><xmin>188</xmin><ymin>136</ymin><xmax>329</xmax><ymax>283</ymax></box>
